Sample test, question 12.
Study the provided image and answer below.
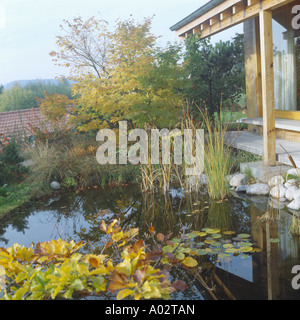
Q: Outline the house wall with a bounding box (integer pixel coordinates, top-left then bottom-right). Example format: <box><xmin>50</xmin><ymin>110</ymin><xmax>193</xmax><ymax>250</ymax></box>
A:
<box><xmin>243</xmin><ymin>4</ymin><xmax>300</xmax><ymax>143</ymax></box>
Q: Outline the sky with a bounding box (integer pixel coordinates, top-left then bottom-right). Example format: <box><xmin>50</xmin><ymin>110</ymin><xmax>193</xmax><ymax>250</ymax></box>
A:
<box><xmin>0</xmin><ymin>0</ymin><xmax>242</xmax><ymax>85</ymax></box>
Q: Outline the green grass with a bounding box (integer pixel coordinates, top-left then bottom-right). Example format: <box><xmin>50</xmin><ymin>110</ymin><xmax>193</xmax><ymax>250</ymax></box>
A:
<box><xmin>0</xmin><ymin>184</ymin><xmax>32</xmax><ymax>219</ymax></box>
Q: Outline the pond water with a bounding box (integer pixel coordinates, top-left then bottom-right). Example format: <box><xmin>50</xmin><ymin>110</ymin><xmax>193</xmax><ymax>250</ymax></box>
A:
<box><xmin>0</xmin><ymin>185</ymin><xmax>300</xmax><ymax>300</ymax></box>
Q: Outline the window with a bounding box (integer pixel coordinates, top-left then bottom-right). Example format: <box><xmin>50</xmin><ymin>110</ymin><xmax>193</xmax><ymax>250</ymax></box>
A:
<box><xmin>273</xmin><ymin>9</ymin><xmax>300</xmax><ymax>111</ymax></box>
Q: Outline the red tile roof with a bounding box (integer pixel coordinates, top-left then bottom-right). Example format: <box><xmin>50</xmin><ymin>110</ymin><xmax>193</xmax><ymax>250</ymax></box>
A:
<box><xmin>0</xmin><ymin>108</ymin><xmax>56</xmax><ymax>140</ymax></box>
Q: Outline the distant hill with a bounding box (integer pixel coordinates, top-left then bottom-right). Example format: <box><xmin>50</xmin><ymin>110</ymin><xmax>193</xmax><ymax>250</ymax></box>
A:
<box><xmin>3</xmin><ymin>79</ymin><xmax>72</xmax><ymax>90</ymax></box>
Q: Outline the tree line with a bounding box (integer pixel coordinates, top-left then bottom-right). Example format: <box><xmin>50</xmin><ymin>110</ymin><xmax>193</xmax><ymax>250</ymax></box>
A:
<box><xmin>0</xmin><ymin>79</ymin><xmax>72</xmax><ymax>112</ymax></box>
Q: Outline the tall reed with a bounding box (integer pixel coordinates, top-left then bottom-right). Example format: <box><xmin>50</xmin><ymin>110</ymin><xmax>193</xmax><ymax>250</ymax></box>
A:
<box><xmin>200</xmin><ymin>108</ymin><xmax>233</xmax><ymax>200</ymax></box>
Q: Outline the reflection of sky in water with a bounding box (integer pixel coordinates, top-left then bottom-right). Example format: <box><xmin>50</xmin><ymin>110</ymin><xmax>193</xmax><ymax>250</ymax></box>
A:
<box><xmin>1</xmin><ymin>187</ymin><xmax>300</xmax><ymax>299</ymax></box>
<box><xmin>0</xmin><ymin>210</ymin><xmax>92</xmax><ymax>247</ymax></box>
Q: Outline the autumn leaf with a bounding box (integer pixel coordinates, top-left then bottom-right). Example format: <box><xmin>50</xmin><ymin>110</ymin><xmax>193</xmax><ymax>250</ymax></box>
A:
<box><xmin>157</xmin><ymin>233</ymin><xmax>165</xmax><ymax>242</ymax></box>
<box><xmin>172</xmin><ymin>280</ymin><xmax>187</xmax><ymax>292</ymax></box>
<box><xmin>182</xmin><ymin>257</ymin><xmax>198</xmax><ymax>268</ymax></box>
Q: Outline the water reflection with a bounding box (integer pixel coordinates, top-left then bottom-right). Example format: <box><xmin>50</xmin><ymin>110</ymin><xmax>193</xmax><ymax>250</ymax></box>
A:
<box><xmin>0</xmin><ymin>185</ymin><xmax>299</xmax><ymax>300</ymax></box>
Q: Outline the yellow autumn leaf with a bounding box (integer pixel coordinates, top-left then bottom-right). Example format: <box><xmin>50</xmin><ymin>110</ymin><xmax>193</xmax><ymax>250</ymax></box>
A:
<box><xmin>117</xmin><ymin>289</ymin><xmax>134</xmax><ymax>300</ymax></box>
<box><xmin>206</xmin><ymin>229</ymin><xmax>221</xmax><ymax>234</ymax></box>
<box><xmin>182</xmin><ymin>256</ymin><xmax>198</xmax><ymax>267</ymax></box>
<box><xmin>195</xmin><ymin>231</ymin><xmax>207</xmax><ymax>237</ymax></box>
<box><xmin>240</xmin><ymin>247</ymin><xmax>253</xmax><ymax>253</ymax></box>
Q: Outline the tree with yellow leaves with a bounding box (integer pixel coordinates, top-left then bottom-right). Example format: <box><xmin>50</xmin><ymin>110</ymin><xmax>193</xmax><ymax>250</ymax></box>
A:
<box><xmin>50</xmin><ymin>16</ymin><xmax>185</xmax><ymax>131</ymax></box>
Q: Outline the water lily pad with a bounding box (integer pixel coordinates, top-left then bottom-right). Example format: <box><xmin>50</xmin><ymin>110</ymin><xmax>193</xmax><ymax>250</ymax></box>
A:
<box><xmin>212</xmin><ymin>234</ymin><xmax>222</xmax><ymax>239</ymax></box>
<box><xmin>239</xmin><ymin>242</ymin><xmax>253</xmax><ymax>247</ymax></box>
<box><xmin>232</xmin><ymin>237</ymin><xmax>242</xmax><ymax>242</ymax></box>
<box><xmin>218</xmin><ymin>253</ymin><xmax>230</xmax><ymax>259</ymax></box>
<box><xmin>187</xmin><ymin>232</ymin><xmax>199</xmax><ymax>239</ymax></box>
<box><xmin>269</xmin><ymin>238</ymin><xmax>280</xmax><ymax>243</ymax></box>
<box><xmin>197</xmin><ymin>249</ymin><xmax>208</xmax><ymax>256</ymax></box>
<box><xmin>237</xmin><ymin>233</ymin><xmax>251</xmax><ymax>239</ymax></box>
<box><xmin>223</xmin><ymin>243</ymin><xmax>234</xmax><ymax>249</ymax></box>
<box><xmin>195</xmin><ymin>232</ymin><xmax>207</xmax><ymax>237</ymax></box>
<box><xmin>210</xmin><ymin>242</ymin><xmax>222</xmax><ymax>247</ymax></box>
<box><xmin>223</xmin><ymin>231</ymin><xmax>235</xmax><ymax>235</ymax></box>
<box><xmin>225</xmin><ymin>248</ymin><xmax>239</xmax><ymax>254</ymax></box>
<box><xmin>240</xmin><ymin>246</ymin><xmax>253</xmax><ymax>253</ymax></box>
<box><xmin>206</xmin><ymin>228</ymin><xmax>221</xmax><ymax>234</ymax></box>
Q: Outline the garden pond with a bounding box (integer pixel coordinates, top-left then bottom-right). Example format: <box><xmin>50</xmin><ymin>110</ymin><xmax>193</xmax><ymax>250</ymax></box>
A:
<box><xmin>0</xmin><ymin>184</ymin><xmax>299</xmax><ymax>300</ymax></box>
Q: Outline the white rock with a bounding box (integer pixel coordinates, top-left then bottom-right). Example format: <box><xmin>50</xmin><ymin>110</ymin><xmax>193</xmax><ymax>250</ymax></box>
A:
<box><xmin>287</xmin><ymin>196</ymin><xmax>300</xmax><ymax>211</ymax></box>
<box><xmin>50</xmin><ymin>181</ymin><xmax>61</xmax><ymax>190</ymax></box>
<box><xmin>285</xmin><ymin>186</ymin><xmax>299</xmax><ymax>201</ymax></box>
<box><xmin>284</xmin><ymin>179</ymin><xmax>298</xmax><ymax>188</ymax></box>
<box><xmin>268</xmin><ymin>175</ymin><xmax>284</xmax><ymax>187</ymax></box>
<box><xmin>229</xmin><ymin>174</ymin><xmax>249</xmax><ymax>188</ymax></box>
<box><xmin>270</xmin><ymin>185</ymin><xmax>287</xmax><ymax>198</ymax></box>
<box><xmin>246</xmin><ymin>183</ymin><xmax>270</xmax><ymax>196</ymax></box>
<box><xmin>235</xmin><ymin>185</ymin><xmax>249</xmax><ymax>193</ymax></box>
<box><xmin>287</xmin><ymin>168</ymin><xmax>300</xmax><ymax>177</ymax></box>
<box><xmin>294</xmin><ymin>190</ymin><xmax>300</xmax><ymax>200</ymax></box>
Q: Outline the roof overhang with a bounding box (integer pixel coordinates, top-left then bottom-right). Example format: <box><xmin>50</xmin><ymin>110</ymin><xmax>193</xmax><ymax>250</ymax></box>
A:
<box><xmin>170</xmin><ymin>0</ymin><xmax>295</xmax><ymax>39</ymax></box>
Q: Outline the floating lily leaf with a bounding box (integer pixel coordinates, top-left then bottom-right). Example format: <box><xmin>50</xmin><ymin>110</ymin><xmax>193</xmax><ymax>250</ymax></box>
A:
<box><xmin>239</xmin><ymin>242</ymin><xmax>253</xmax><ymax>247</ymax></box>
<box><xmin>195</xmin><ymin>242</ymin><xmax>205</xmax><ymax>247</ymax></box>
<box><xmin>223</xmin><ymin>231</ymin><xmax>235</xmax><ymax>235</ymax></box>
<box><xmin>232</xmin><ymin>237</ymin><xmax>242</xmax><ymax>242</ymax></box>
<box><xmin>211</xmin><ymin>248</ymin><xmax>222</xmax><ymax>254</ymax></box>
<box><xmin>206</xmin><ymin>229</ymin><xmax>221</xmax><ymax>234</ymax></box>
<box><xmin>201</xmin><ymin>228</ymin><xmax>210</xmax><ymax>232</ymax></box>
<box><xmin>212</xmin><ymin>234</ymin><xmax>222</xmax><ymax>239</ymax></box>
<box><xmin>252</xmin><ymin>247</ymin><xmax>262</xmax><ymax>253</ymax></box>
<box><xmin>218</xmin><ymin>253</ymin><xmax>230</xmax><ymax>259</ymax></box>
<box><xmin>210</xmin><ymin>242</ymin><xmax>222</xmax><ymax>247</ymax></box>
<box><xmin>237</xmin><ymin>234</ymin><xmax>251</xmax><ymax>239</ymax></box>
<box><xmin>187</xmin><ymin>232</ymin><xmax>199</xmax><ymax>239</ymax></box>
<box><xmin>240</xmin><ymin>247</ymin><xmax>253</xmax><ymax>253</ymax></box>
<box><xmin>223</xmin><ymin>244</ymin><xmax>233</xmax><ymax>249</ymax></box>
<box><xmin>204</xmin><ymin>240</ymin><xmax>215</xmax><ymax>244</ymax></box>
<box><xmin>225</xmin><ymin>248</ymin><xmax>239</xmax><ymax>254</ymax></box>
<box><xmin>197</xmin><ymin>249</ymin><xmax>208</xmax><ymax>256</ymax></box>
<box><xmin>195</xmin><ymin>232</ymin><xmax>207</xmax><ymax>237</ymax></box>
<box><xmin>269</xmin><ymin>238</ymin><xmax>280</xmax><ymax>243</ymax></box>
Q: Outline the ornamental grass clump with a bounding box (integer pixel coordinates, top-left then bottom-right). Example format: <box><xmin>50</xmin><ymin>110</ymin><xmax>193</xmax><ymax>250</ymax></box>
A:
<box><xmin>201</xmin><ymin>109</ymin><xmax>233</xmax><ymax>200</ymax></box>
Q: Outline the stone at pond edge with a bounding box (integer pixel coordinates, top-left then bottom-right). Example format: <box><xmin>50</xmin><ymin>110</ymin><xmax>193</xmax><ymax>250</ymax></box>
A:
<box><xmin>287</xmin><ymin>196</ymin><xmax>300</xmax><ymax>211</ymax></box>
<box><xmin>235</xmin><ymin>185</ymin><xmax>249</xmax><ymax>193</ymax></box>
<box><xmin>229</xmin><ymin>174</ymin><xmax>249</xmax><ymax>188</ymax></box>
<box><xmin>287</xmin><ymin>168</ymin><xmax>300</xmax><ymax>177</ymax></box>
<box><xmin>285</xmin><ymin>186</ymin><xmax>299</xmax><ymax>201</ymax></box>
<box><xmin>268</xmin><ymin>175</ymin><xmax>284</xmax><ymax>187</ymax></box>
<box><xmin>50</xmin><ymin>181</ymin><xmax>61</xmax><ymax>190</ymax></box>
<box><xmin>270</xmin><ymin>185</ymin><xmax>287</xmax><ymax>199</ymax></box>
<box><xmin>285</xmin><ymin>179</ymin><xmax>298</xmax><ymax>189</ymax></box>
<box><xmin>293</xmin><ymin>189</ymin><xmax>300</xmax><ymax>200</ymax></box>
<box><xmin>246</xmin><ymin>183</ymin><xmax>270</xmax><ymax>196</ymax></box>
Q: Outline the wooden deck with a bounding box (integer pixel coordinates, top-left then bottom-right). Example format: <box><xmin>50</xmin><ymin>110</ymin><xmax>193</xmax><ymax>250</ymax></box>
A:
<box><xmin>225</xmin><ymin>131</ymin><xmax>300</xmax><ymax>168</ymax></box>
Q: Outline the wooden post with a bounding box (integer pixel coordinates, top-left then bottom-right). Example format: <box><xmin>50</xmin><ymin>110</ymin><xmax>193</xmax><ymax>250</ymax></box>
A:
<box><xmin>259</xmin><ymin>10</ymin><xmax>276</xmax><ymax>166</ymax></box>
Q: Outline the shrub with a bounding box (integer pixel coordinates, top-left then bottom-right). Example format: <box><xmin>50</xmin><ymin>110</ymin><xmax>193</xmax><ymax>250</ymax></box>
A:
<box><xmin>0</xmin><ymin>138</ymin><xmax>28</xmax><ymax>185</ymax></box>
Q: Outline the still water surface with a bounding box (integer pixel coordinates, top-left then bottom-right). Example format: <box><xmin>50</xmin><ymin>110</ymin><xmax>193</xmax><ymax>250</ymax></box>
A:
<box><xmin>0</xmin><ymin>185</ymin><xmax>299</xmax><ymax>300</ymax></box>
